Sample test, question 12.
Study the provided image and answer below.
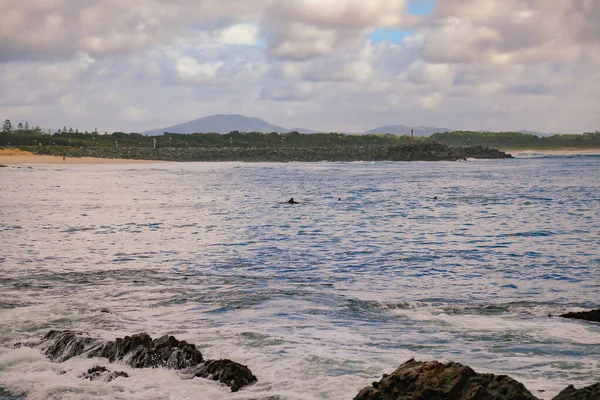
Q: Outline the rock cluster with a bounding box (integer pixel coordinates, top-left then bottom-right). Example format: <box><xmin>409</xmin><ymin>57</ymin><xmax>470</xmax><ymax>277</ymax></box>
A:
<box><xmin>553</xmin><ymin>383</ymin><xmax>600</xmax><ymax>400</ymax></box>
<box><xmin>354</xmin><ymin>359</ymin><xmax>538</xmax><ymax>400</ymax></box>
<box><xmin>21</xmin><ymin>330</ymin><xmax>256</xmax><ymax>392</ymax></box>
<box><xmin>34</xmin><ymin>143</ymin><xmax>512</xmax><ymax>162</ymax></box>
<box><xmin>80</xmin><ymin>365</ymin><xmax>129</xmax><ymax>382</ymax></box>
<box><xmin>354</xmin><ymin>359</ymin><xmax>599</xmax><ymax>400</ymax></box>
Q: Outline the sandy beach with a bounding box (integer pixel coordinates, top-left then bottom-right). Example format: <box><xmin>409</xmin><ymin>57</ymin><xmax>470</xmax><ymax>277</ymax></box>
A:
<box><xmin>506</xmin><ymin>149</ymin><xmax>600</xmax><ymax>157</ymax></box>
<box><xmin>0</xmin><ymin>150</ymin><xmax>161</xmax><ymax>165</ymax></box>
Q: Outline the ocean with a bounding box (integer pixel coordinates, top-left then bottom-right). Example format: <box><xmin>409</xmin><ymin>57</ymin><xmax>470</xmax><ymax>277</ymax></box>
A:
<box><xmin>0</xmin><ymin>154</ymin><xmax>599</xmax><ymax>399</ymax></box>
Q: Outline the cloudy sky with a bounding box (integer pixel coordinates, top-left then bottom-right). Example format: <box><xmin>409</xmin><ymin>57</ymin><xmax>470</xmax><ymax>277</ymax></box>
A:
<box><xmin>1</xmin><ymin>0</ymin><xmax>599</xmax><ymax>133</ymax></box>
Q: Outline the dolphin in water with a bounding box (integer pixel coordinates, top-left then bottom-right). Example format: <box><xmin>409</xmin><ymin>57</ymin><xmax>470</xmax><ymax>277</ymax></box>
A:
<box><xmin>287</xmin><ymin>198</ymin><xmax>298</xmax><ymax>204</ymax></box>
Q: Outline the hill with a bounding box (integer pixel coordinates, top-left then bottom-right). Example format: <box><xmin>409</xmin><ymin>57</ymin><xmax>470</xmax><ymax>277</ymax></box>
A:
<box><xmin>144</xmin><ymin>114</ymin><xmax>288</xmax><ymax>135</ymax></box>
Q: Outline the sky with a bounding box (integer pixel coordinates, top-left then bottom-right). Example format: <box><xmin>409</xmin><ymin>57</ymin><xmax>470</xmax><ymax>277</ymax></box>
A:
<box><xmin>1</xmin><ymin>0</ymin><xmax>599</xmax><ymax>134</ymax></box>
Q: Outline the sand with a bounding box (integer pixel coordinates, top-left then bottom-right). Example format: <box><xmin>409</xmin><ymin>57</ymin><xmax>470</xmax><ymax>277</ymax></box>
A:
<box><xmin>506</xmin><ymin>149</ymin><xmax>600</xmax><ymax>157</ymax></box>
<box><xmin>0</xmin><ymin>152</ymin><xmax>162</xmax><ymax>165</ymax></box>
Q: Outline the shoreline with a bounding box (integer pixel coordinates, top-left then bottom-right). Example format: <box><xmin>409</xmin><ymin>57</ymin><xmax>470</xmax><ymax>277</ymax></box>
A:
<box><xmin>0</xmin><ymin>154</ymin><xmax>163</xmax><ymax>165</ymax></box>
<box><xmin>2</xmin><ymin>147</ymin><xmax>598</xmax><ymax>165</ymax></box>
<box><xmin>504</xmin><ymin>148</ymin><xmax>600</xmax><ymax>157</ymax></box>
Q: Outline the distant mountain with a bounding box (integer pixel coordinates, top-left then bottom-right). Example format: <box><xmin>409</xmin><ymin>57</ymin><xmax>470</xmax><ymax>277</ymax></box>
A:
<box><xmin>144</xmin><ymin>114</ymin><xmax>289</xmax><ymax>135</ymax></box>
<box><xmin>364</xmin><ymin>125</ymin><xmax>452</xmax><ymax>137</ymax></box>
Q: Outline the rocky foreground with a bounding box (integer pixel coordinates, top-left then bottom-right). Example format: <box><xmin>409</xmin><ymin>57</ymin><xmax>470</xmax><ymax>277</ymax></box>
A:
<box><xmin>12</xmin><ymin>319</ymin><xmax>599</xmax><ymax>398</ymax></box>
<box><xmin>34</xmin><ymin>142</ymin><xmax>512</xmax><ymax>162</ymax></box>
<box><xmin>355</xmin><ymin>359</ymin><xmax>599</xmax><ymax>400</ymax></box>
<box><xmin>16</xmin><ymin>330</ymin><xmax>256</xmax><ymax>392</ymax></box>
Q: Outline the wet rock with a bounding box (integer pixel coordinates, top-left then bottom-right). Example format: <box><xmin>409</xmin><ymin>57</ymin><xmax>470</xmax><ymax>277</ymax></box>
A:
<box><xmin>0</xmin><ymin>164</ymin><xmax>8</xmax><ymax>167</ymax></box>
<box><xmin>559</xmin><ymin>309</ymin><xmax>600</xmax><ymax>323</ymax></box>
<box><xmin>80</xmin><ymin>365</ymin><xmax>129</xmax><ymax>382</ymax></box>
<box><xmin>30</xmin><ymin>330</ymin><xmax>256</xmax><ymax>392</ymax></box>
<box><xmin>88</xmin><ymin>333</ymin><xmax>204</xmax><ymax>369</ymax></box>
<box><xmin>353</xmin><ymin>358</ymin><xmax>538</xmax><ymax>400</ymax></box>
<box><xmin>184</xmin><ymin>359</ymin><xmax>258</xmax><ymax>393</ymax></box>
<box><xmin>552</xmin><ymin>383</ymin><xmax>600</xmax><ymax>400</ymax></box>
<box><xmin>41</xmin><ymin>330</ymin><xmax>100</xmax><ymax>362</ymax></box>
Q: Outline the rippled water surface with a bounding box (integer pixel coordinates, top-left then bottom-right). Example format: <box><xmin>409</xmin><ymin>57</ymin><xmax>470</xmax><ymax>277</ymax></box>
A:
<box><xmin>1</xmin><ymin>156</ymin><xmax>599</xmax><ymax>399</ymax></box>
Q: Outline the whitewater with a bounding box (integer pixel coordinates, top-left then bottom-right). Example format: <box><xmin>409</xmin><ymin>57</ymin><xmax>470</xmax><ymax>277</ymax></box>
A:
<box><xmin>0</xmin><ymin>155</ymin><xmax>599</xmax><ymax>399</ymax></box>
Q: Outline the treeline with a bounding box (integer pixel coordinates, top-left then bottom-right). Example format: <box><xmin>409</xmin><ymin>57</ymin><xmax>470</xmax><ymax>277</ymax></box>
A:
<box><xmin>1</xmin><ymin>118</ymin><xmax>599</xmax><ymax>149</ymax></box>
<box><xmin>430</xmin><ymin>130</ymin><xmax>600</xmax><ymax>148</ymax></box>
<box><xmin>0</xmin><ymin>127</ymin><xmax>413</xmax><ymax>148</ymax></box>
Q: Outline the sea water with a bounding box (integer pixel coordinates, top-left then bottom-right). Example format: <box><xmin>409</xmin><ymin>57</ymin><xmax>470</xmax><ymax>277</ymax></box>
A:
<box><xmin>0</xmin><ymin>155</ymin><xmax>599</xmax><ymax>399</ymax></box>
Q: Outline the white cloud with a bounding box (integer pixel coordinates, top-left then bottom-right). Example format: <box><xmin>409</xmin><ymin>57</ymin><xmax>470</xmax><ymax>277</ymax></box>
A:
<box><xmin>0</xmin><ymin>0</ymin><xmax>599</xmax><ymax>133</ymax></box>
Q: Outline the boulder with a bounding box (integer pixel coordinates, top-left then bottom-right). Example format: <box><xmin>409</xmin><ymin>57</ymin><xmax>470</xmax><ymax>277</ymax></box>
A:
<box><xmin>353</xmin><ymin>358</ymin><xmax>538</xmax><ymax>400</ymax></box>
<box><xmin>559</xmin><ymin>309</ymin><xmax>600</xmax><ymax>323</ymax></box>
<box><xmin>26</xmin><ymin>330</ymin><xmax>256</xmax><ymax>392</ymax></box>
<box><xmin>552</xmin><ymin>383</ymin><xmax>600</xmax><ymax>400</ymax></box>
<box><xmin>80</xmin><ymin>365</ymin><xmax>129</xmax><ymax>382</ymax></box>
<box><xmin>183</xmin><ymin>359</ymin><xmax>258</xmax><ymax>393</ymax></box>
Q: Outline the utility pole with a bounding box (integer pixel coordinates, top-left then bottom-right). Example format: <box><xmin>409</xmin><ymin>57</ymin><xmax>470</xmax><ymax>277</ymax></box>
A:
<box><xmin>411</xmin><ymin>129</ymin><xmax>414</xmax><ymax>145</ymax></box>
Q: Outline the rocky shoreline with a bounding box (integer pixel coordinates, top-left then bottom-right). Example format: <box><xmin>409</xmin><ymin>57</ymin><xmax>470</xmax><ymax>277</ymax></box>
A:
<box><xmin>7</xmin><ymin>313</ymin><xmax>600</xmax><ymax>399</ymax></box>
<box><xmin>15</xmin><ymin>330</ymin><xmax>257</xmax><ymax>392</ymax></box>
<box><xmin>32</xmin><ymin>142</ymin><xmax>512</xmax><ymax>162</ymax></box>
<box><xmin>354</xmin><ymin>359</ymin><xmax>599</xmax><ymax>400</ymax></box>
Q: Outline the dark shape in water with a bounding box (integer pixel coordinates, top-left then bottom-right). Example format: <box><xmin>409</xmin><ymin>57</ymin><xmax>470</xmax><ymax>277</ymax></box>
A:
<box><xmin>353</xmin><ymin>358</ymin><xmax>538</xmax><ymax>400</ymax></box>
<box><xmin>20</xmin><ymin>330</ymin><xmax>256</xmax><ymax>392</ymax></box>
<box><xmin>559</xmin><ymin>309</ymin><xmax>600</xmax><ymax>323</ymax></box>
<box><xmin>80</xmin><ymin>365</ymin><xmax>129</xmax><ymax>382</ymax></box>
<box><xmin>287</xmin><ymin>197</ymin><xmax>298</xmax><ymax>204</ymax></box>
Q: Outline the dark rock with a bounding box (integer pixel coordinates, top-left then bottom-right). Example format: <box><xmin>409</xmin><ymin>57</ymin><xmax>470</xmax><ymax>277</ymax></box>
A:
<box><xmin>41</xmin><ymin>330</ymin><xmax>100</xmax><ymax>362</ymax></box>
<box><xmin>0</xmin><ymin>164</ymin><xmax>7</xmax><ymax>167</ymax></box>
<box><xmin>552</xmin><ymin>383</ymin><xmax>600</xmax><ymax>400</ymax></box>
<box><xmin>559</xmin><ymin>309</ymin><xmax>600</xmax><ymax>323</ymax></box>
<box><xmin>30</xmin><ymin>330</ymin><xmax>256</xmax><ymax>392</ymax></box>
<box><xmin>88</xmin><ymin>333</ymin><xmax>204</xmax><ymax>369</ymax></box>
<box><xmin>185</xmin><ymin>359</ymin><xmax>258</xmax><ymax>392</ymax></box>
<box><xmin>353</xmin><ymin>358</ymin><xmax>538</xmax><ymax>400</ymax></box>
<box><xmin>80</xmin><ymin>365</ymin><xmax>129</xmax><ymax>382</ymax></box>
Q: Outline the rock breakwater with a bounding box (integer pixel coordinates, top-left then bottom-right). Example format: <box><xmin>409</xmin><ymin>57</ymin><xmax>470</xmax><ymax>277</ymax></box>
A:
<box><xmin>33</xmin><ymin>142</ymin><xmax>512</xmax><ymax>162</ymax></box>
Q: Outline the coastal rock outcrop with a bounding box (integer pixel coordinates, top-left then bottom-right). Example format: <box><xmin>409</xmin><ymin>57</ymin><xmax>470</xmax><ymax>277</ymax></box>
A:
<box><xmin>20</xmin><ymin>330</ymin><xmax>256</xmax><ymax>392</ymax></box>
<box><xmin>80</xmin><ymin>365</ymin><xmax>129</xmax><ymax>382</ymax></box>
<box><xmin>32</xmin><ymin>142</ymin><xmax>512</xmax><ymax>162</ymax></box>
<box><xmin>353</xmin><ymin>358</ymin><xmax>538</xmax><ymax>400</ymax></box>
<box><xmin>559</xmin><ymin>309</ymin><xmax>600</xmax><ymax>323</ymax></box>
<box><xmin>552</xmin><ymin>383</ymin><xmax>600</xmax><ymax>400</ymax></box>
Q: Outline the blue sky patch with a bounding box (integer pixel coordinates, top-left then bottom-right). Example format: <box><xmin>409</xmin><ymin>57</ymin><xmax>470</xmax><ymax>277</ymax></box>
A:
<box><xmin>370</xmin><ymin>28</ymin><xmax>415</xmax><ymax>44</ymax></box>
<box><xmin>408</xmin><ymin>0</ymin><xmax>437</xmax><ymax>15</ymax></box>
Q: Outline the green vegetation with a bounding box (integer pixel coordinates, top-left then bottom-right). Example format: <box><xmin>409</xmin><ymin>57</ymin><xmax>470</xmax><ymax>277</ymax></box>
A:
<box><xmin>429</xmin><ymin>130</ymin><xmax>600</xmax><ymax>149</ymax></box>
<box><xmin>1</xmin><ymin>118</ymin><xmax>598</xmax><ymax>150</ymax></box>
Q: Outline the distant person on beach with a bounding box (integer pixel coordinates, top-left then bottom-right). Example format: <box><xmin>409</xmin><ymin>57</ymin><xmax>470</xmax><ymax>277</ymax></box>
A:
<box><xmin>63</xmin><ymin>155</ymin><xmax>65</xmax><ymax>161</ymax></box>
<box><xmin>287</xmin><ymin>198</ymin><xmax>298</xmax><ymax>204</ymax></box>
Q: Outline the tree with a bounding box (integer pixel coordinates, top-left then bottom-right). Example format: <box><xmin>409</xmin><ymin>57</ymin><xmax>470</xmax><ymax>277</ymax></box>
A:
<box><xmin>24</xmin><ymin>121</ymin><xmax>29</xmax><ymax>130</ymax></box>
<box><xmin>3</xmin><ymin>119</ymin><xmax>12</xmax><ymax>132</ymax></box>
<box><xmin>17</xmin><ymin>122</ymin><xmax>23</xmax><ymax>130</ymax></box>
<box><xmin>68</xmin><ymin>127</ymin><xmax>74</xmax><ymax>134</ymax></box>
